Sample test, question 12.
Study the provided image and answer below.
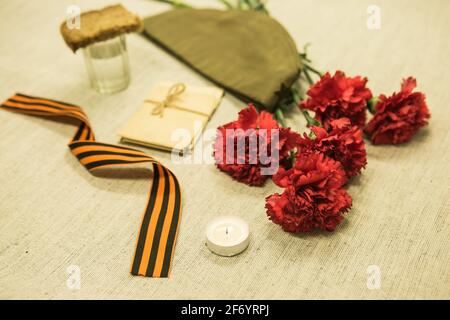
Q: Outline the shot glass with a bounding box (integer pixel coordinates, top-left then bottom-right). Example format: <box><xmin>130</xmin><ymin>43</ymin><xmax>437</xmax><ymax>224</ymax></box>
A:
<box><xmin>82</xmin><ymin>35</ymin><xmax>130</xmax><ymax>94</ymax></box>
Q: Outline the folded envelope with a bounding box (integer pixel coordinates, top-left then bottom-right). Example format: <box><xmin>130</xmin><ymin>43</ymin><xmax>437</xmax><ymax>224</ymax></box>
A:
<box><xmin>118</xmin><ymin>82</ymin><xmax>223</xmax><ymax>152</ymax></box>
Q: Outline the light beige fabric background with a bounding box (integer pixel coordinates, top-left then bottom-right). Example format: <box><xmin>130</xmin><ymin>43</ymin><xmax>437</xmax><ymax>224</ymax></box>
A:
<box><xmin>0</xmin><ymin>0</ymin><xmax>449</xmax><ymax>299</ymax></box>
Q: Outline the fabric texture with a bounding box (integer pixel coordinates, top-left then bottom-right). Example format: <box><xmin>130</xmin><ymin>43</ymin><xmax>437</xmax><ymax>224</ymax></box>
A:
<box><xmin>143</xmin><ymin>8</ymin><xmax>301</xmax><ymax>111</ymax></box>
<box><xmin>0</xmin><ymin>0</ymin><xmax>449</xmax><ymax>299</ymax></box>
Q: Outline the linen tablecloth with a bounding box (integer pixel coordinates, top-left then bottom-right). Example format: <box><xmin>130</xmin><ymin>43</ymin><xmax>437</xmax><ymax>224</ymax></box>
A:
<box><xmin>0</xmin><ymin>0</ymin><xmax>449</xmax><ymax>299</ymax></box>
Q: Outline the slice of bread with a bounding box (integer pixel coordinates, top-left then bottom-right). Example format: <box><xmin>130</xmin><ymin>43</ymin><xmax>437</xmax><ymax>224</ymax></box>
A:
<box><xmin>60</xmin><ymin>4</ymin><xmax>142</xmax><ymax>52</ymax></box>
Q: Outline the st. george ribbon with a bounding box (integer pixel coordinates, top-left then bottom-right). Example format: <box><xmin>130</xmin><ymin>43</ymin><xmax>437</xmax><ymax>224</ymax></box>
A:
<box><xmin>1</xmin><ymin>93</ymin><xmax>182</xmax><ymax>277</ymax></box>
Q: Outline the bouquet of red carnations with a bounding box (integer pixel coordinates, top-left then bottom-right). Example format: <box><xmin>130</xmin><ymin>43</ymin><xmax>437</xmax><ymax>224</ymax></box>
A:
<box><xmin>214</xmin><ymin>71</ymin><xmax>430</xmax><ymax>233</ymax></box>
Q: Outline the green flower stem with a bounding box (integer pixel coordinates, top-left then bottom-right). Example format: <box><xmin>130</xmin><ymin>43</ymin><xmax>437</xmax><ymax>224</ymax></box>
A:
<box><xmin>308</xmin><ymin>130</ymin><xmax>316</xmax><ymax>139</ymax></box>
<box><xmin>274</xmin><ymin>108</ymin><xmax>287</xmax><ymax>128</ymax></box>
<box><xmin>288</xmin><ymin>150</ymin><xmax>297</xmax><ymax>167</ymax></box>
<box><xmin>218</xmin><ymin>0</ymin><xmax>234</xmax><ymax>9</ymax></box>
<box><xmin>367</xmin><ymin>96</ymin><xmax>379</xmax><ymax>114</ymax></box>
<box><xmin>299</xmin><ymin>43</ymin><xmax>322</xmax><ymax>85</ymax></box>
<box><xmin>237</xmin><ymin>0</ymin><xmax>246</xmax><ymax>9</ymax></box>
<box><xmin>239</xmin><ymin>0</ymin><xmax>268</xmax><ymax>13</ymax></box>
<box><xmin>304</xmin><ymin>63</ymin><xmax>323</xmax><ymax>78</ymax></box>
<box><xmin>303</xmin><ymin>68</ymin><xmax>315</xmax><ymax>86</ymax></box>
<box><xmin>299</xmin><ymin>53</ymin><xmax>312</xmax><ymax>63</ymax></box>
<box><xmin>153</xmin><ymin>0</ymin><xmax>192</xmax><ymax>8</ymax></box>
<box><xmin>291</xmin><ymin>87</ymin><xmax>303</xmax><ymax>104</ymax></box>
<box><xmin>302</xmin><ymin>110</ymin><xmax>321</xmax><ymax>127</ymax></box>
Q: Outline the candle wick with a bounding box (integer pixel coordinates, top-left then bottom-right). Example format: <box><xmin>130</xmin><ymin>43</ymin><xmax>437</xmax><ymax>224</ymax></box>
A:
<box><xmin>226</xmin><ymin>227</ymin><xmax>228</xmax><ymax>235</ymax></box>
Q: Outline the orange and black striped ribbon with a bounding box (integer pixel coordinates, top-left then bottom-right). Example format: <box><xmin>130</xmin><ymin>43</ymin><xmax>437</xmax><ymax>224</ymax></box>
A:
<box><xmin>1</xmin><ymin>93</ymin><xmax>182</xmax><ymax>278</ymax></box>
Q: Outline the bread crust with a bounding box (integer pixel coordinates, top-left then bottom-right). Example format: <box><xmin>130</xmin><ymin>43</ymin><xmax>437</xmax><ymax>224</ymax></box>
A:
<box><xmin>60</xmin><ymin>4</ymin><xmax>142</xmax><ymax>52</ymax></box>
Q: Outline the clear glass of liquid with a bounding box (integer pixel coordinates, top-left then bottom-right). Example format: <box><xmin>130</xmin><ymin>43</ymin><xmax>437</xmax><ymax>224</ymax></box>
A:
<box><xmin>82</xmin><ymin>35</ymin><xmax>130</xmax><ymax>94</ymax></box>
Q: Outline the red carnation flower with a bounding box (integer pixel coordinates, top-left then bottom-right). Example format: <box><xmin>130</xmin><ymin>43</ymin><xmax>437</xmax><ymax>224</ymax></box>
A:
<box><xmin>298</xmin><ymin>118</ymin><xmax>367</xmax><ymax>179</ymax></box>
<box><xmin>300</xmin><ymin>71</ymin><xmax>372</xmax><ymax>129</ymax></box>
<box><xmin>214</xmin><ymin>104</ymin><xmax>300</xmax><ymax>186</ymax></box>
<box><xmin>365</xmin><ymin>77</ymin><xmax>430</xmax><ymax>144</ymax></box>
<box><xmin>266</xmin><ymin>153</ymin><xmax>352</xmax><ymax>232</ymax></box>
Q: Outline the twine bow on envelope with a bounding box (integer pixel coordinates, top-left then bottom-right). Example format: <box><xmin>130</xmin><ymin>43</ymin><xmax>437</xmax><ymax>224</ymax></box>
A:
<box><xmin>145</xmin><ymin>83</ymin><xmax>210</xmax><ymax>117</ymax></box>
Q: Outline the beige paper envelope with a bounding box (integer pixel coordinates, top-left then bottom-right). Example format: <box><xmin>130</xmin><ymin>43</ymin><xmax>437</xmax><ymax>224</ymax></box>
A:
<box><xmin>118</xmin><ymin>82</ymin><xmax>223</xmax><ymax>152</ymax></box>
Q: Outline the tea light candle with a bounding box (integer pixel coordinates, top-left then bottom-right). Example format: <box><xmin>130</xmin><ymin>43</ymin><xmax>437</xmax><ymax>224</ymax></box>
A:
<box><xmin>206</xmin><ymin>216</ymin><xmax>250</xmax><ymax>256</ymax></box>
